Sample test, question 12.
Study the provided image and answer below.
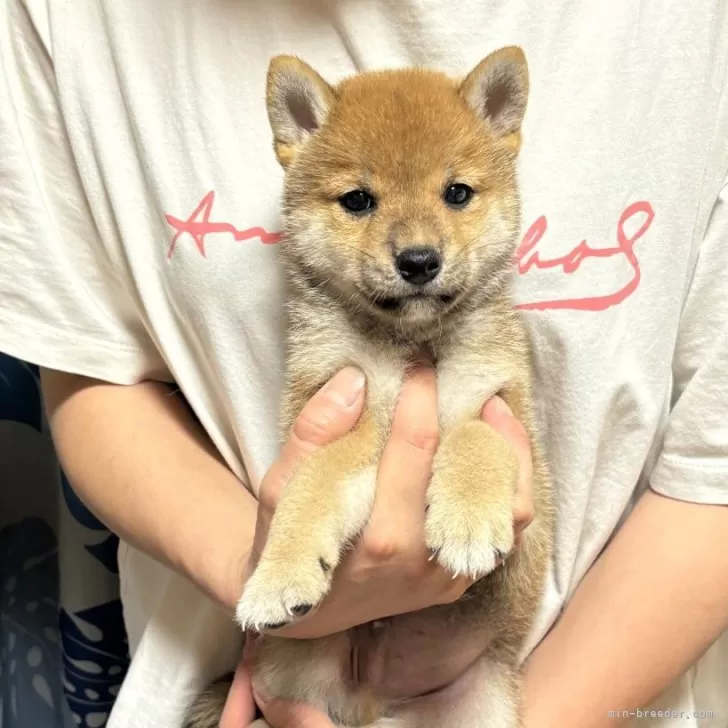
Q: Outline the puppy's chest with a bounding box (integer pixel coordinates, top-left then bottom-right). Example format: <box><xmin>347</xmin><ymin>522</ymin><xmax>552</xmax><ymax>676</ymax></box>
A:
<box><xmin>291</xmin><ymin>311</ymin><xmax>511</xmax><ymax>424</ymax></box>
<box><xmin>355</xmin><ymin>342</ymin><xmax>510</xmax><ymax>428</ymax></box>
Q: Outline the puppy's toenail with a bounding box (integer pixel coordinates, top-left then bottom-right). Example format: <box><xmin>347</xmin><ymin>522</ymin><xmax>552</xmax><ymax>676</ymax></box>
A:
<box><xmin>494</xmin><ymin>548</ymin><xmax>509</xmax><ymax>565</ymax></box>
<box><xmin>319</xmin><ymin>557</ymin><xmax>331</xmax><ymax>573</ymax></box>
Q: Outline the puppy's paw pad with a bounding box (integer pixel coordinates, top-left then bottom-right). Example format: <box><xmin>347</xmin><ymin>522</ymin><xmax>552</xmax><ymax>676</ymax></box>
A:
<box><xmin>256</xmin><ymin>620</ymin><xmax>289</xmax><ymax>631</ymax></box>
<box><xmin>289</xmin><ymin>603</ymin><xmax>313</xmax><ymax>617</ymax></box>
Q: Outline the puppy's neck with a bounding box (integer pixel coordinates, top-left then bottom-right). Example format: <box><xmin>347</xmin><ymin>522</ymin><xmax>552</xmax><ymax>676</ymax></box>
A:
<box><xmin>288</xmin><ymin>262</ymin><xmax>513</xmax><ymax>357</ymax></box>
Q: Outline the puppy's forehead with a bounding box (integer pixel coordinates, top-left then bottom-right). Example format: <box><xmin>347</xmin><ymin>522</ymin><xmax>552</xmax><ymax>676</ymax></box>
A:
<box><xmin>335</xmin><ymin>68</ymin><xmax>460</xmax><ymax>109</ymax></box>
<box><xmin>322</xmin><ymin>70</ymin><xmax>489</xmax><ymax>172</ymax></box>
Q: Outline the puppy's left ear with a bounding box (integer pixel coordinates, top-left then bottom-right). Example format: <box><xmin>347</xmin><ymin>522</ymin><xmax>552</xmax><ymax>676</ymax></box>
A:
<box><xmin>266</xmin><ymin>55</ymin><xmax>336</xmax><ymax>168</ymax></box>
<box><xmin>459</xmin><ymin>46</ymin><xmax>529</xmax><ymax>153</ymax></box>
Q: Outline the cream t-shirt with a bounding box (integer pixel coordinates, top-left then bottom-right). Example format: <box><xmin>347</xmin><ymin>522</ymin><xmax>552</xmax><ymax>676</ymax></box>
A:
<box><xmin>1</xmin><ymin>1</ymin><xmax>727</xmax><ymax>727</ymax></box>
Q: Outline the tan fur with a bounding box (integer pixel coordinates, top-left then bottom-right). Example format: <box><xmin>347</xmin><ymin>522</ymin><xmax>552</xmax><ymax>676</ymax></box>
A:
<box><xmin>182</xmin><ymin>674</ymin><xmax>236</xmax><ymax>728</ymax></box>
<box><xmin>186</xmin><ymin>47</ymin><xmax>553</xmax><ymax>728</ymax></box>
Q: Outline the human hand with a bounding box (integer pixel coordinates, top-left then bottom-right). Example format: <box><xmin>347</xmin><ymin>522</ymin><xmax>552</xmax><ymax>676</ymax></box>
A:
<box><xmin>250</xmin><ymin>367</ymin><xmax>534</xmax><ymax>639</ymax></box>
<box><xmin>221</xmin><ymin>388</ymin><xmax>534</xmax><ymax>724</ymax></box>
<box><xmin>251</xmin><ymin>365</ymin><xmax>477</xmax><ymax>640</ymax></box>
<box><xmin>250</xmin><ymin>685</ymin><xmax>336</xmax><ymax>728</ymax></box>
<box><xmin>215</xmin><ymin>631</ymin><xmax>335</xmax><ymax>728</ymax></box>
<box><xmin>350</xmin><ymin>394</ymin><xmax>535</xmax><ymax>702</ymax></box>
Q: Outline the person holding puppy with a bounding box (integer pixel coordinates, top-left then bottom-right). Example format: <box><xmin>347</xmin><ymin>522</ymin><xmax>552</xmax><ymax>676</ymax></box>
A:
<box><xmin>1</xmin><ymin>1</ymin><xmax>727</xmax><ymax>727</ymax></box>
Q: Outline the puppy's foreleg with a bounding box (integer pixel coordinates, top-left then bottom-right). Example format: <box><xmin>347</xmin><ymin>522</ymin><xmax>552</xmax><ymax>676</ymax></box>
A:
<box><xmin>236</xmin><ymin>410</ymin><xmax>382</xmax><ymax>631</ymax></box>
<box><xmin>425</xmin><ymin>419</ymin><xmax>519</xmax><ymax>580</ymax></box>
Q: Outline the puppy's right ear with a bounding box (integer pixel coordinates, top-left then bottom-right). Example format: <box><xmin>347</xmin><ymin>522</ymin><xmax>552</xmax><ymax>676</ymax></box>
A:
<box><xmin>266</xmin><ymin>56</ymin><xmax>336</xmax><ymax>168</ymax></box>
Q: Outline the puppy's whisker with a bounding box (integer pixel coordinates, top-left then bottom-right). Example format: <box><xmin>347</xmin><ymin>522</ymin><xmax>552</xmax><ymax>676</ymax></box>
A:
<box><xmin>337</xmin><ymin>242</ymin><xmax>379</xmax><ymax>263</ymax></box>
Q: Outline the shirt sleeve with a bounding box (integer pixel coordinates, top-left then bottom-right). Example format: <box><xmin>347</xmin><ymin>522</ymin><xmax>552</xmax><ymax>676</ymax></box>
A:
<box><xmin>0</xmin><ymin>0</ymin><xmax>168</xmax><ymax>384</ymax></box>
<box><xmin>649</xmin><ymin>178</ymin><xmax>728</xmax><ymax>505</ymax></box>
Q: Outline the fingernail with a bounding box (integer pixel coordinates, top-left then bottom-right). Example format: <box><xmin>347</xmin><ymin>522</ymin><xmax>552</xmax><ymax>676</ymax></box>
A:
<box><xmin>321</xmin><ymin>367</ymin><xmax>366</xmax><ymax>407</ymax></box>
<box><xmin>493</xmin><ymin>396</ymin><xmax>513</xmax><ymax>416</ymax></box>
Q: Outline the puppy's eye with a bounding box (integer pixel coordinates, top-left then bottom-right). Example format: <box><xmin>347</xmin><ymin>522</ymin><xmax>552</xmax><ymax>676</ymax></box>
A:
<box><xmin>443</xmin><ymin>183</ymin><xmax>474</xmax><ymax>209</ymax></box>
<box><xmin>339</xmin><ymin>190</ymin><xmax>376</xmax><ymax>215</ymax></box>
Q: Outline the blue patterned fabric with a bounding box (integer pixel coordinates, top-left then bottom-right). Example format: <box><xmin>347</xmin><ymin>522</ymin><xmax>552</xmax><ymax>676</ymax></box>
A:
<box><xmin>0</xmin><ymin>354</ymin><xmax>129</xmax><ymax>727</ymax></box>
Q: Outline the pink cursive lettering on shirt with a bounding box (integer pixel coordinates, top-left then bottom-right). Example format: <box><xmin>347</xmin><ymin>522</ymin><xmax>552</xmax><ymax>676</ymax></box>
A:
<box><xmin>514</xmin><ymin>201</ymin><xmax>655</xmax><ymax>311</ymax></box>
<box><xmin>165</xmin><ymin>192</ymin><xmax>655</xmax><ymax>313</ymax></box>
<box><xmin>166</xmin><ymin>191</ymin><xmax>282</xmax><ymax>259</ymax></box>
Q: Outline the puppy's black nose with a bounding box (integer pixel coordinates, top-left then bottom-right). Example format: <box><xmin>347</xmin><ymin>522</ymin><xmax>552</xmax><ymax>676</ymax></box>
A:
<box><xmin>396</xmin><ymin>247</ymin><xmax>442</xmax><ymax>286</ymax></box>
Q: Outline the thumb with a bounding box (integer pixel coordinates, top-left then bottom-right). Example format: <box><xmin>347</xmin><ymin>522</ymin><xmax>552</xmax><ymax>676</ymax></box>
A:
<box><xmin>219</xmin><ymin>660</ymin><xmax>255</xmax><ymax>728</ymax></box>
<box><xmin>255</xmin><ymin>694</ymin><xmax>336</xmax><ymax>728</ymax></box>
<box><xmin>263</xmin><ymin>367</ymin><xmax>366</xmax><ymax>501</ymax></box>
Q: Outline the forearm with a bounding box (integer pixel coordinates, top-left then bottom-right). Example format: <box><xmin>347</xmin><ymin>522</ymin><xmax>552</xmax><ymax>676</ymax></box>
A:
<box><xmin>522</xmin><ymin>489</ymin><xmax>728</xmax><ymax>728</ymax></box>
<box><xmin>41</xmin><ymin>369</ymin><xmax>256</xmax><ymax>611</ymax></box>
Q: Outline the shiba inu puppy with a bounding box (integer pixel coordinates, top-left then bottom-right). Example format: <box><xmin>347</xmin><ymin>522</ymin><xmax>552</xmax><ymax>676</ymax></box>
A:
<box><xmin>186</xmin><ymin>46</ymin><xmax>553</xmax><ymax>728</ymax></box>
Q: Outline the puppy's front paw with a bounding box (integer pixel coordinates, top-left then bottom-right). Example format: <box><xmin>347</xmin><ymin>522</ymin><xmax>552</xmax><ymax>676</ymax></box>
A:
<box><xmin>235</xmin><ymin>554</ymin><xmax>334</xmax><ymax>632</ymax></box>
<box><xmin>425</xmin><ymin>495</ymin><xmax>514</xmax><ymax>580</ymax></box>
<box><xmin>425</xmin><ymin>420</ymin><xmax>519</xmax><ymax>580</ymax></box>
<box><xmin>235</xmin><ymin>462</ymin><xmax>378</xmax><ymax>632</ymax></box>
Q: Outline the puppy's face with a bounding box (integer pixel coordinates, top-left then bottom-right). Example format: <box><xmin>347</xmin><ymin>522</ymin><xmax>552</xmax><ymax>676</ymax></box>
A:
<box><xmin>267</xmin><ymin>49</ymin><xmax>529</xmax><ymax>328</ymax></box>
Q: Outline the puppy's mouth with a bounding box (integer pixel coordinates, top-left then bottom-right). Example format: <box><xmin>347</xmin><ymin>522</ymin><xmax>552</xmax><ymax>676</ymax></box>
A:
<box><xmin>374</xmin><ymin>293</ymin><xmax>456</xmax><ymax>312</ymax></box>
